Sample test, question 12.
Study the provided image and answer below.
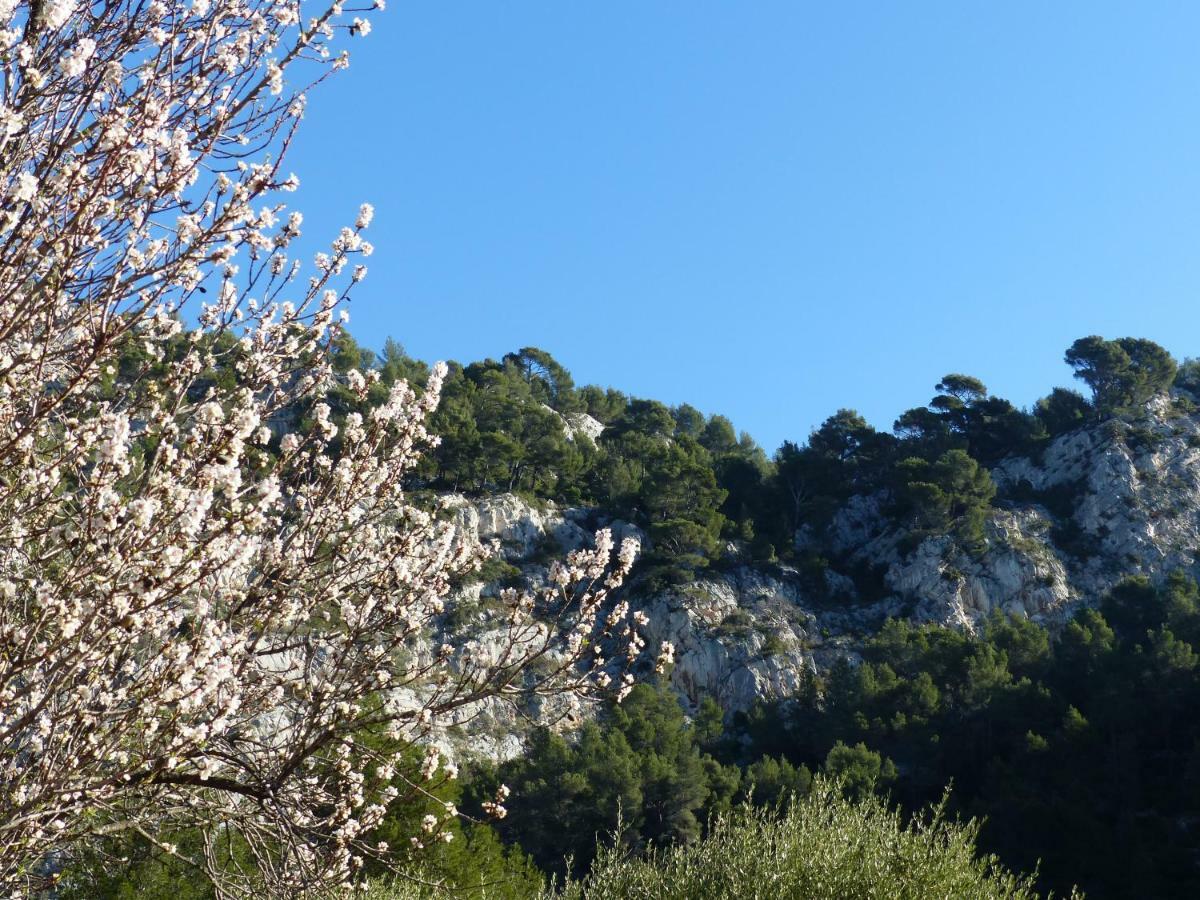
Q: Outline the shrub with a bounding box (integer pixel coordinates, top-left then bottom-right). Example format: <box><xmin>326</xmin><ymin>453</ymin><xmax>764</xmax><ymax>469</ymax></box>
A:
<box><xmin>549</xmin><ymin>779</ymin><xmax>1068</xmax><ymax>900</ymax></box>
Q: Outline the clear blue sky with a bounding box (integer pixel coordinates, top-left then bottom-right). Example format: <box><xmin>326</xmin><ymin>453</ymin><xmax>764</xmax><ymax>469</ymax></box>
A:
<box><xmin>283</xmin><ymin>2</ymin><xmax>1200</xmax><ymax>454</ymax></box>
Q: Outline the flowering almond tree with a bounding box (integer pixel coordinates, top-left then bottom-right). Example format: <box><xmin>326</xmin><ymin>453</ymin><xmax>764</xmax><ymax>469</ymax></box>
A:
<box><xmin>0</xmin><ymin>0</ymin><xmax>655</xmax><ymax>896</ymax></box>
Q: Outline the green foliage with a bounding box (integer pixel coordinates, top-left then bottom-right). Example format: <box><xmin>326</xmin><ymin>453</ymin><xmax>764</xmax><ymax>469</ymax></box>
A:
<box><xmin>823</xmin><ymin>741</ymin><xmax>897</xmax><ymax>799</ymax></box>
<box><xmin>56</xmin><ymin>828</ymin><xmax>238</xmax><ymax>900</ymax></box>
<box><xmin>738</xmin><ymin>755</ymin><xmax>813</xmax><ymax>807</ymax></box>
<box><xmin>1065</xmin><ymin>335</ymin><xmax>1176</xmax><ymax>418</ymax></box>
<box><xmin>578</xmin><ymin>385</ymin><xmax>628</xmax><ymax>423</ymax></box>
<box><xmin>483</xmin><ymin>683</ymin><xmax>739</xmax><ymax>877</ymax></box>
<box><xmin>422</xmin><ymin>358</ymin><xmax>590</xmax><ymax>499</ymax></box>
<box><xmin>692</xmin><ymin>696</ymin><xmax>726</xmax><ymax>750</ymax></box>
<box><xmin>589</xmin><ymin>403</ymin><xmax>734</xmax><ymax>569</ymax></box>
<box><xmin>552</xmin><ymin>780</ymin><xmax>1061</xmax><ymax>900</ymax></box>
<box><xmin>502</xmin><ymin>347</ymin><xmax>583</xmax><ymax>413</ymax></box>
<box><xmin>894</xmin><ymin>449</ymin><xmax>996</xmax><ymax>551</ymax></box>
<box><xmin>296</xmin><ymin>332</ymin><xmax>1189</xmax><ymax>601</ymax></box>
<box><xmin>360</xmin><ymin>783</ymin><xmax>1059</xmax><ymax>899</ymax></box>
<box><xmin>378</xmin><ymin>338</ymin><xmax>431</xmax><ymax>389</ymax></box>
<box><xmin>892</xmin><ymin>375</ymin><xmax>1042</xmax><ymax>464</ymax></box>
<box><xmin>771</xmin><ymin>410</ymin><xmax>893</xmax><ymax>540</ymax></box>
<box><xmin>391</xmin><ymin>347</ymin><xmax>759</xmax><ymax>568</ymax></box>
<box><xmin>1175</xmin><ymin>357</ymin><xmax>1200</xmax><ymax>398</ymax></box>
<box><xmin>468</xmin><ymin>557</ymin><xmax>524</xmax><ymax>588</ymax></box>
<box><xmin>365</xmin><ymin>818</ymin><xmax>542</xmax><ymax>900</ymax></box>
<box><xmin>58</xmin><ymin>738</ymin><xmax>541</xmax><ymax>900</ymax></box>
<box><xmin>726</xmin><ymin>575</ymin><xmax>1200</xmax><ymax>900</ymax></box>
<box><xmin>1035</xmin><ymin>387</ymin><xmax>1091</xmax><ymax>437</ymax></box>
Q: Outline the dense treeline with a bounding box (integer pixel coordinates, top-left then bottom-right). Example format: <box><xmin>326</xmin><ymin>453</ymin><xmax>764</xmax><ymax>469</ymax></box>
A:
<box><xmin>469</xmin><ymin>683</ymin><xmax>888</xmax><ymax>879</ymax></box>
<box><xmin>780</xmin><ymin>573</ymin><xmax>1200</xmax><ymax>900</ymax></box>
<box><xmin>472</xmin><ymin>575</ymin><xmax>1200</xmax><ymax>899</ymax></box>
<box><xmin>324</xmin><ymin>333</ymin><xmax>1190</xmax><ymax>589</ymax></box>
<box><xmin>71</xmin><ymin>686</ymin><xmax>1053</xmax><ymax>899</ymax></box>
<box><xmin>314</xmin><ymin>330</ymin><xmax>1195</xmax><ymax>898</ymax></box>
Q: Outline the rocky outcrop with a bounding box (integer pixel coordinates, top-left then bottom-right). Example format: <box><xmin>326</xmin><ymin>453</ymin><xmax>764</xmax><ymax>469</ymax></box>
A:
<box><xmin>562</xmin><ymin>412</ymin><xmax>605</xmax><ymax>444</ymax></box>
<box><xmin>638</xmin><ymin>569</ymin><xmax>887</xmax><ymax>714</ymax></box>
<box><xmin>543</xmin><ymin>405</ymin><xmax>605</xmax><ymax>444</ymax></box>
<box><xmin>429</xmin><ymin>398</ymin><xmax>1200</xmax><ymax>758</ymax></box>
<box><xmin>885</xmin><ymin>510</ymin><xmax>1073</xmax><ymax>630</ymax></box>
<box><xmin>445</xmin><ymin>493</ymin><xmax>592</xmax><ymax>559</ymax></box>
<box><xmin>993</xmin><ymin>396</ymin><xmax>1200</xmax><ymax>600</ymax></box>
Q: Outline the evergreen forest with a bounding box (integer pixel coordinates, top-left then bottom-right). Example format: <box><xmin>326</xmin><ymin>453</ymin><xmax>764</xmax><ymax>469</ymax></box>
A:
<box><xmin>64</xmin><ymin>332</ymin><xmax>1200</xmax><ymax>899</ymax></box>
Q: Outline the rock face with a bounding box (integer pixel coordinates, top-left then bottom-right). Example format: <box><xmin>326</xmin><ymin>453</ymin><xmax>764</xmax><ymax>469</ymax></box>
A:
<box><xmin>886</xmin><ymin>511</ymin><xmax>1073</xmax><ymax>629</ymax></box>
<box><xmin>562</xmin><ymin>412</ymin><xmax>605</xmax><ymax>444</ymax></box>
<box><xmin>992</xmin><ymin>397</ymin><xmax>1200</xmax><ymax>601</ymax></box>
<box><xmin>429</xmin><ymin>398</ymin><xmax>1200</xmax><ymax>758</ymax></box>
<box><xmin>637</xmin><ymin>570</ymin><xmax>879</xmax><ymax>714</ymax></box>
<box><xmin>444</xmin><ymin>493</ymin><xmax>592</xmax><ymax>559</ymax></box>
<box><xmin>422</xmin><ymin>495</ymin><xmax>644</xmax><ymax>762</ymax></box>
<box><xmin>543</xmin><ymin>405</ymin><xmax>606</xmax><ymax>444</ymax></box>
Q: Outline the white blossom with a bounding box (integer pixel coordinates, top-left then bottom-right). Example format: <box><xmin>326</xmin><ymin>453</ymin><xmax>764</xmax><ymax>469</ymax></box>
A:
<box><xmin>41</xmin><ymin>0</ymin><xmax>75</xmax><ymax>30</ymax></box>
<box><xmin>59</xmin><ymin>38</ymin><xmax>96</xmax><ymax>77</ymax></box>
<box><xmin>11</xmin><ymin>172</ymin><xmax>37</xmax><ymax>203</ymax></box>
<box><xmin>0</xmin><ymin>0</ymin><xmax>652</xmax><ymax>893</ymax></box>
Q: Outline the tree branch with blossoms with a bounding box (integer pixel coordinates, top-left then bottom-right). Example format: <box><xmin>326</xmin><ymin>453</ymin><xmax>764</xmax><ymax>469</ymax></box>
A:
<box><xmin>0</xmin><ymin>0</ymin><xmax>657</xmax><ymax>896</ymax></box>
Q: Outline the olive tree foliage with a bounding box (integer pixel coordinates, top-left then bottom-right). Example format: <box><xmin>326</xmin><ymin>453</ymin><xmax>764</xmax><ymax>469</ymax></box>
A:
<box><xmin>0</xmin><ymin>2</ymin><xmax>654</xmax><ymax>897</ymax></box>
<box><xmin>549</xmin><ymin>781</ymin><xmax>1068</xmax><ymax>900</ymax></box>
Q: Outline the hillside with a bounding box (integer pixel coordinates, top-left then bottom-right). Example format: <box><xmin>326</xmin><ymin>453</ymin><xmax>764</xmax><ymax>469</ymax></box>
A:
<box><xmin>435</xmin><ymin>388</ymin><xmax>1200</xmax><ymax>741</ymax></box>
<box><xmin>370</xmin><ymin>335</ymin><xmax>1200</xmax><ymax>899</ymax></box>
<box><xmin>76</xmin><ymin>331</ymin><xmax>1200</xmax><ymax>899</ymax></box>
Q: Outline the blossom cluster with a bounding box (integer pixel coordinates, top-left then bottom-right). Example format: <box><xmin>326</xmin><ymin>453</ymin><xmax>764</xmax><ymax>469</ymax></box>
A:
<box><xmin>0</xmin><ymin>1</ymin><xmax>653</xmax><ymax>896</ymax></box>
